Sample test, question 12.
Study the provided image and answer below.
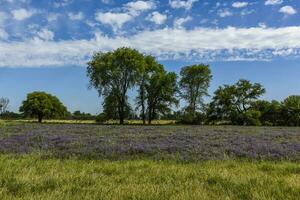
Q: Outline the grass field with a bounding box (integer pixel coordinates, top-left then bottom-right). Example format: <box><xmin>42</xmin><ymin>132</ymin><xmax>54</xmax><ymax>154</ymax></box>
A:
<box><xmin>0</xmin><ymin>121</ymin><xmax>299</xmax><ymax>199</ymax></box>
<box><xmin>0</xmin><ymin>155</ymin><xmax>300</xmax><ymax>200</ymax></box>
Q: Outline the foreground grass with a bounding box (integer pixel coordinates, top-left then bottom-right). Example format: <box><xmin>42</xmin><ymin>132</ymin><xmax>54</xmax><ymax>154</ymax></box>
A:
<box><xmin>0</xmin><ymin>155</ymin><xmax>299</xmax><ymax>200</ymax></box>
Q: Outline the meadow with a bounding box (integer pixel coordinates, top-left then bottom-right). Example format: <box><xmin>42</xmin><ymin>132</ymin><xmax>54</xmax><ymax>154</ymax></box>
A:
<box><xmin>0</xmin><ymin>121</ymin><xmax>300</xmax><ymax>199</ymax></box>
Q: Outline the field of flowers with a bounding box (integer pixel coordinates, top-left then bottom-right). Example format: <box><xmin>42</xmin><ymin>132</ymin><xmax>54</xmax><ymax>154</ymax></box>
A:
<box><xmin>0</xmin><ymin>122</ymin><xmax>300</xmax><ymax>161</ymax></box>
<box><xmin>0</xmin><ymin>122</ymin><xmax>300</xmax><ymax>199</ymax></box>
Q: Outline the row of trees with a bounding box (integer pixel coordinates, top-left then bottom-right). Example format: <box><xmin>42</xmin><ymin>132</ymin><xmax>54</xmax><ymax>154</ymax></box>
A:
<box><xmin>87</xmin><ymin>47</ymin><xmax>212</xmax><ymax>125</ymax></box>
<box><xmin>87</xmin><ymin>47</ymin><xmax>300</xmax><ymax>126</ymax></box>
<box><xmin>1</xmin><ymin>47</ymin><xmax>299</xmax><ymax>125</ymax></box>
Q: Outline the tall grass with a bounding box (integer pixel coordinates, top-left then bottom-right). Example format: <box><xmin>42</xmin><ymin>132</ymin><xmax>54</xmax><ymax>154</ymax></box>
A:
<box><xmin>0</xmin><ymin>155</ymin><xmax>299</xmax><ymax>200</ymax></box>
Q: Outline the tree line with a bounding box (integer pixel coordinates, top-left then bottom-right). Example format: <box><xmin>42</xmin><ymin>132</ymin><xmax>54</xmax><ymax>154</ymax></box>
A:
<box><xmin>1</xmin><ymin>47</ymin><xmax>299</xmax><ymax>126</ymax></box>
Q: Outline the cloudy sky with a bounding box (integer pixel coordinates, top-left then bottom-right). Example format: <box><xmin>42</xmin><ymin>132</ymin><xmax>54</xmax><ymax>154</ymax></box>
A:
<box><xmin>0</xmin><ymin>0</ymin><xmax>299</xmax><ymax>114</ymax></box>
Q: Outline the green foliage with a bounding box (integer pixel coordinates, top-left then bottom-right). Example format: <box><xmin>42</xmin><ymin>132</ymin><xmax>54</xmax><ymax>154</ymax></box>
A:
<box><xmin>102</xmin><ymin>91</ymin><xmax>134</xmax><ymax>120</ymax></box>
<box><xmin>208</xmin><ymin>79</ymin><xmax>265</xmax><ymax>125</ymax></box>
<box><xmin>87</xmin><ymin>47</ymin><xmax>145</xmax><ymax>124</ymax></box>
<box><xmin>19</xmin><ymin>91</ymin><xmax>68</xmax><ymax>123</ymax></box>
<box><xmin>179</xmin><ymin>64</ymin><xmax>212</xmax><ymax>123</ymax></box>
<box><xmin>282</xmin><ymin>95</ymin><xmax>300</xmax><ymax>126</ymax></box>
<box><xmin>95</xmin><ymin>113</ymin><xmax>107</xmax><ymax>123</ymax></box>
<box><xmin>136</xmin><ymin>55</ymin><xmax>163</xmax><ymax>124</ymax></box>
<box><xmin>239</xmin><ymin>110</ymin><xmax>262</xmax><ymax>126</ymax></box>
<box><xmin>72</xmin><ymin>111</ymin><xmax>95</xmax><ymax>120</ymax></box>
<box><xmin>252</xmin><ymin>100</ymin><xmax>283</xmax><ymax>126</ymax></box>
<box><xmin>145</xmin><ymin>68</ymin><xmax>178</xmax><ymax>124</ymax></box>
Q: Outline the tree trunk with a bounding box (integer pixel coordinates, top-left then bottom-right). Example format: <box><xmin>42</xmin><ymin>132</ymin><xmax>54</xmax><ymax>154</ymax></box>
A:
<box><xmin>148</xmin><ymin>108</ymin><xmax>152</xmax><ymax>125</ymax></box>
<box><xmin>141</xmin><ymin>103</ymin><xmax>146</xmax><ymax>125</ymax></box>
<box><xmin>38</xmin><ymin>115</ymin><xmax>43</xmax><ymax>123</ymax></box>
<box><xmin>119</xmin><ymin>98</ymin><xmax>125</xmax><ymax>125</ymax></box>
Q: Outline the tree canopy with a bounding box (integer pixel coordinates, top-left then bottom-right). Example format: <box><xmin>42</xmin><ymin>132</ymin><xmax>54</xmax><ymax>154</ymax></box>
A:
<box><xmin>87</xmin><ymin>47</ymin><xmax>144</xmax><ymax>124</ymax></box>
<box><xmin>19</xmin><ymin>91</ymin><xmax>68</xmax><ymax>123</ymax></box>
<box><xmin>179</xmin><ymin>64</ymin><xmax>212</xmax><ymax>123</ymax></box>
<box><xmin>208</xmin><ymin>79</ymin><xmax>265</xmax><ymax>125</ymax></box>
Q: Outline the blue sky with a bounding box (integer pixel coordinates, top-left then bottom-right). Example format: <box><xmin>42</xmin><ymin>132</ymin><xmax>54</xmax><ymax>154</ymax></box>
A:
<box><xmin>0</xmin><ymin>0</ymin><xmax>299</xmax><ymax>114</ymax></box>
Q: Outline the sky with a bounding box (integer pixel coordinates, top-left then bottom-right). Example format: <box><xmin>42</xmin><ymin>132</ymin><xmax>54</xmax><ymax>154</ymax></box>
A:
<box><xmin>0</xmin><ymin>0</ymin><xmax>299</xmax><ymax>114</ymax></box>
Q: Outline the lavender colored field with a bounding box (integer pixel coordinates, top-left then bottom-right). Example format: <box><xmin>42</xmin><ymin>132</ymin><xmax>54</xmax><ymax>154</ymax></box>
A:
<box><xmin>0</xmin><ymin>123</ymin><xmax>300</xmax><ymax>161</ymax></box>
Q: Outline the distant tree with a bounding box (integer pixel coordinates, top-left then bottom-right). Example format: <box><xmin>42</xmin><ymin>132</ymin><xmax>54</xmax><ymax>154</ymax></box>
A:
<box><xmin>282</xmin><ymin>95</ymin><xmax>300</xmax><ymax>126</ymax></box>
<box><xmin>136</xmin><ymin>55</ymin><xmax>162</xmax><ymax>124</ymax></box>
<box><xmin>87</xmin><ymin>47</ymin><xmax>144</xmax><ymax>124</ymax></box>
<box><xmin>19</xmin><ymin>92</ymin><xmax>68</xmax><ymax>123</ymax></box>
<box><xmin>179</xmin><ymin>64</ymin><xmax>212</xmax><ymax>123</ymax></box>
<box><xmin>208</xmin><ymin>79</ymin><xmax>265</xmax><ymax>125</ymax></box>
<box><xmin>145</xmin><ymin>68</ymin><xmax>178</xmax><ymax>124</ymax></box>
<box><xmin>252</xmin><ymin>100</ymin><xmax>283</xmax><ymax>126</ymax></box>
<box><xmin>0</xmin><ymin>98</ymin><xmax>9</xmax><ymax>114</ymax></box>
<box><xmin>72</xmin><ymin>110</ymin><xmax>95</xmax><ymax>120</ymax></box>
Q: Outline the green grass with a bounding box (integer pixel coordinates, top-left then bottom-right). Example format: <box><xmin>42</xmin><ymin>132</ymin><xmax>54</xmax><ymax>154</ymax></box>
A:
<box><xmin>0</xmin><ymin>155</ymin><xmax>299</xmax><ymax>200</ymax></box>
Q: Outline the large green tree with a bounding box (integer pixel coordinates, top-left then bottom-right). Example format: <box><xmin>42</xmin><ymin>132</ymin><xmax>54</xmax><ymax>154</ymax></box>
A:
<box><xmin>19</xmin><ymin>91</ymin><xmax>68</xmax><ymax>123</ymax></box>
<box><xmin>179</xmin><ymin>64</ymin><xmax>212</xmax><ymax>122</ymax></box>
<box><xmin>87</xmin><ymin>47</ymin><xmax>144</xmax><ymax>124</ymax></box>
<box><xmin>136</xmin><ymin>55</ymin><xmax>162</xmax><ymax>124</ymax></box>
<box><xmin>207</xmin><ymin>79</ymin><xmax>265</xmax><ymax>125</ymax></box>
<box><xmin>145</xmin><ymin>68</ymin><xmax>178</xmax><ymax>124</ymax></box>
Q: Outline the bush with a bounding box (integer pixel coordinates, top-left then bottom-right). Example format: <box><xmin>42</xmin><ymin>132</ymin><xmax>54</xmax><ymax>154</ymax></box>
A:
<box><xmin>179</xmin><ymin>112</ymin><xmax>205</xmax><ymax>125</ymax></box>
<box><xmin>96</xmin><ymin>113</ymin><xmax>107</xmax><ymax>124</ymax></box>
<box><xmin>241</xmin><ymin>110</ymin><xmax>262</xmax><ymax>126</ymax></box>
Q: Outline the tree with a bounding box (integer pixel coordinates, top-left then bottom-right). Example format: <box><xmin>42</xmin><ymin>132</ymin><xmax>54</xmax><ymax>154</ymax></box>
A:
<box><xmin>72</xmin><ymin>110</ymin><xmax>95</xmax><ymax>120</ymax></box>
<box><xmin>87</xmin><ymin>47</ymin><xmax>144</xmax><ymax>124</ymax></box>
<box><xmin>208</xmin><ymin>79</ymin><xmax>265</xmax><ymax>125</ymax></box>
<box><xmin>19</xmin><ymin>92</ymin><xmax>68</xmax><ymax>123</ymax></box>
<box><xmin>179</xmin><ymin>64</ymin><xmax>212</xmax><ymax>123</ymax></box>
<box><xmin>282</xmin><ymin>95</ymin><xmax>300</xmax><ymax>126</ymax></box>
<box><xmin>0</xmin><ymin>98</ymin><xmax>9</xmax><ymax>114</ymax></box>
<box><xmin>102</xmin><ymin>91</ymin><xmax>133</xmax><ymax>120</ymax></box>
<box><xmin>136</xmin><ymin>55</ymin><xmax>162</xmax><ymax>124</ymax></box>
<box><xmin>145</xmin><ymin>69</ymin><xmax>178</xmax><ymax>124</ymax></box>
<box><xmin>252</xmin><ymin>100</ymin><xmax>283</xmax><ymax>126</ymax></box>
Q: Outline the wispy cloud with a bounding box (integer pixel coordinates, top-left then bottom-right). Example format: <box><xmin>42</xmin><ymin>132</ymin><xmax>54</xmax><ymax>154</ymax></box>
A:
<box><xmin>11</xmin><ymin>8</ymin><xmax>36</xmax><ymax>20</ymax></box>
<box><xmin>232</xmin><ymin>2</ymin><xmax>248</xmax><ymax>8</ymax></box>
<box><xmin>279</xmin><ymin>6</ymin><xmax>297</xmax><ymax>16</ymax></box>
<box><xmin>1</xmin><ymin>26</ymin><xmax>300</xmax><ymax>67</ymax></box>
<box><xmin>169</xmin><ymin>0</ymin><xmax>198</xmax><ymax>10</ymax></box>
<box><xmin>265</xmin><ymin>0</ymin><xmax>283</xmax><ymax>6</ymax></box>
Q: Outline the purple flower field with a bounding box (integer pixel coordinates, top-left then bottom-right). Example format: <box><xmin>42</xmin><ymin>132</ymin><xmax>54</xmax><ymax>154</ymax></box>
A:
<box><xmin>0</xmin><ymin>123</ymin><xmax>300</xmax><ymax>161</ymax></box>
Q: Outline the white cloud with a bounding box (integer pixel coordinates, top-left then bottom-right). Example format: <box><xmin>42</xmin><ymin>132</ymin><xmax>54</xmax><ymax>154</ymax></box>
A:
<box><xmin>68</xmin><ymin>12</ymin><xmax>84</xmax><ymax>20</ymax></box>
<box><xmin>169</xmin><ymin>0</ymin><xmax>198</xmax><ymax>10</ymax></box>
<box><xmin>174</xmin><ymin>16</ymin><xmax>192</xmax><ymax>28</ymax></box>
<box><xmin>218</xmin><ymin>9</ymin><xmax>233</xmax><ymax>17</ymax></box>
<box><xmin>265</xmin><ymin>0</ymin><xmax>283</xmax><ymax>5</ymax></box>
<box><xmin>36</xmin><ymin>28</ymin><xmax>54</xmax><ymax>41</ymax></box>
<box><xmin>95</xmin><ymin>12</ymin><xmax>133</xmax><ymax>31</ymax></box>
<box><xmin>279</xmin><ymin>6</ymin><xmax>297</xmax><ymax>15</ymax></box>
<box><xmin>11</xmin><ymin>8</ymin><xmax>36</xmax><ymax>20</ymax></box>
<box><xmin>232</xmin><ymin>2</ymin><xmax>248</xmax><ymax>8</ymax></box>
<box><xmin>125</xmin><ymin>1</ymin><xmax>156</xmax><ymax>12</ymax></box>
<box><xmin>147</xmin><ymin>11</ymin><xmax>167</xmax><ymax>25</ymax></box>
<box><xmin>47</xmin><ymin>13</ymin><xmax>60</xmax><ymax>22</ymax></box>
<box><xmin>2</xmin><ymin>26</ymin><xmax>300</xmax><ymax>67</ymax></box>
